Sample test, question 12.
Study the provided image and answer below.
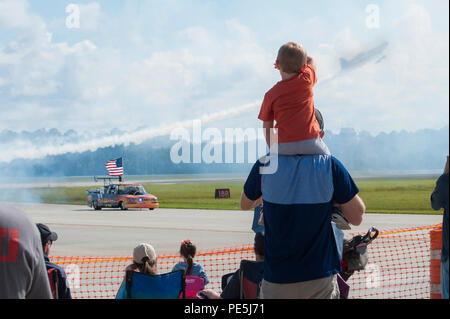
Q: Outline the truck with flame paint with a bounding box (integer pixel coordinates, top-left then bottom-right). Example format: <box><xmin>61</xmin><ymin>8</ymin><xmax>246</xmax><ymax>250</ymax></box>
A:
<box><xmin>87</xmin><ymin>183</ymin><xmax>159</xmax><ymax>211</ymax></box>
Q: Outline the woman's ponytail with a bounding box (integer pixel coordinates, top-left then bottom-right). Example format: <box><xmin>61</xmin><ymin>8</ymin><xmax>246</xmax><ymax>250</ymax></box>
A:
<box><xmin>180</xmin><ymin>239</ymin><xmax>196</xmax><ymax>276</ymax></box>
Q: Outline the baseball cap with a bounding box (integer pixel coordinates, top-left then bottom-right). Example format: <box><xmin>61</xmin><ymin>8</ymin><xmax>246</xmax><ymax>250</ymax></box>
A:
<box><xmin>36</xmin><ymin>223</ymin><xmax>58</xmax><ymax>245</ymax></box>
<box><xmin>133</xmin><ymin>243</ymin><xmax>157</xmax><ymax>264</ymax></box>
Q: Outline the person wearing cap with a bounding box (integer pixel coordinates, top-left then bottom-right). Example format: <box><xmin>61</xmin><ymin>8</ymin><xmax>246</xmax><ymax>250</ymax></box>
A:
<box><xmin>125</xmin><ymin>243</ymin><xmax>158</xmax><ymax>276</ymax></box>
<box><xmin>0</xmin><ymin>207</ymin><xmax>53</xmax><ymax>299</ymax></box>
<box><xmin>36</xmin><ymin>223</ymin><xmax>72</xmax><ymax>299</ymax></box>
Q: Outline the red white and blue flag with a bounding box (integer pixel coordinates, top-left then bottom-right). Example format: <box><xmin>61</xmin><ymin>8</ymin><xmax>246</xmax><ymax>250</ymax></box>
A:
<box><xmin>106</xmin><ymin>158</ymin><xmax>123</xmax><ymax>176</ymax></box>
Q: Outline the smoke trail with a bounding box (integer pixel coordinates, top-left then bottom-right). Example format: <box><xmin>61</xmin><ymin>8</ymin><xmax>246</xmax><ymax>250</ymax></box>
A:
<box><xmin>0</xmin><ymin>101</ymin><xmax>260</xmax><ymax>163</ymax></box>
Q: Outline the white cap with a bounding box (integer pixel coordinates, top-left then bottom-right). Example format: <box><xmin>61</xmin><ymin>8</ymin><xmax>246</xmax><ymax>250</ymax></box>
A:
<box><xmin>133</xmin><ymin>243</ymin><xmax>156</xmax><ymax>264</ymax></box>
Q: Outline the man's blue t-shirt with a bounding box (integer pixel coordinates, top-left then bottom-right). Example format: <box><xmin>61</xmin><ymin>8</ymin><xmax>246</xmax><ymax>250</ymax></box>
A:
<box><xmin>244</xmin><ymin>155</ymin><xmax>359</xmax><ymax>284</ymax></box>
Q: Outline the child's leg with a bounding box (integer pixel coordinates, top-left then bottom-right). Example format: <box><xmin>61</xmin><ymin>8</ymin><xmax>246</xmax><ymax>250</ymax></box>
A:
<box><xmin>275</xmin><ymin>137</ymin><xmax>331</xmax><ymax>155</ymax></box>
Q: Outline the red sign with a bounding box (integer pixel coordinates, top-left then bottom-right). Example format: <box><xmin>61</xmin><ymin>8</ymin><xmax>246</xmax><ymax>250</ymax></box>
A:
<box><xmin>215</xmin><ymin>188</ymin><xmax>230</xmax><ymax>199</ymax></box>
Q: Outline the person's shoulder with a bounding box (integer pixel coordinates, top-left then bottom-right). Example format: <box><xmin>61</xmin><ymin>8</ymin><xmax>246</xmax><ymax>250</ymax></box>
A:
<box><xmin>436</xmin><ymin>173</ymin><xmax>449</xmax><ymax>187</ymax></box>
<box><xmin>329</xmin><ymin>155</ymin><xmax>344</xmax><ymax>166</ymax></box>
<box><xmin>193</xmin><ymin>262</ymin><xmax>206</xmax><ymax>271</ymax></box>
<box><xmin>172</xmin><ymin>261</ymin><xmax>185</xmax><ymax>270</ymax></box>
<box><xmin>438</xmin><ymin>173</ymin><xmax>449</xmax><ymax>182</ymax></box>
<box><xmin>265</xmin><ymin>81</ymin><xmax>285</xmax><ymax>98</ymax></box>
<box><xmin>46</xmin><ymin>261</ymin><xmax>67</xmax><ymax>276</ymax></box>
<box><xmin>329</xmin><ymin>155</ymin><xmax>353</xmax><ymax>176</ymax></box>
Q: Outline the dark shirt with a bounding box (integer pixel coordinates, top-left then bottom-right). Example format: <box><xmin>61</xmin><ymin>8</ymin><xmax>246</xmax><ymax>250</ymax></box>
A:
<box><xmin>220</xmin><ymin>269</ymin><xmax>240</xmax><ymax>299</ymax></box>
<box><xmin>44</xmin><ymin>255</ymin><xmax>72</xmax><ymax>299</ymax></box>
<box><xmin>220</xmin><ymin>261</ymin><xmax>264</xmax><ymax>299</ymax></box>
<box><xmin>431</xmin><ymin>173</ymin><xmax>449</xmax><ymax>262</ymax></box>
<box><xmin>244</xmin><ymin>155</ymin><xmax>359</xmax><ymax>284</ymax></box>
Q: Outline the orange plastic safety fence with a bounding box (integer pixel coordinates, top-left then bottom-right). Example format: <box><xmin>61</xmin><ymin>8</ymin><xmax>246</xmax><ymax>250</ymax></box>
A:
<box><xmin>50</xmin><ymin>224</ymin><xmax>443</xmax><ymax>299</ymax></box>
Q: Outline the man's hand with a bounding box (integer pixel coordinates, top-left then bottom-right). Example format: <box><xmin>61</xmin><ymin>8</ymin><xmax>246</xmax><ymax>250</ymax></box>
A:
<box><xmin>198</xmin><ymin>289</ymin><xmax>221</xmax><ymax>299</ymax></box>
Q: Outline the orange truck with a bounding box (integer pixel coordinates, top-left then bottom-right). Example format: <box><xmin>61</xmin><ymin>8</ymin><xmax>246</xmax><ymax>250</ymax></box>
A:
<box><xmin>87</xmin><ymin>183</ymin><xmax>159</xmax><ymax>211</ymax></box>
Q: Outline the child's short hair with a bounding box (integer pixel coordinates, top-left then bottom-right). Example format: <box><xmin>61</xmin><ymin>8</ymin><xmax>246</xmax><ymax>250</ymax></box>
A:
<box><xmin>277</xmin><ymin>42</ymin><xmax>307</xmax><ymax>74</ymax></box>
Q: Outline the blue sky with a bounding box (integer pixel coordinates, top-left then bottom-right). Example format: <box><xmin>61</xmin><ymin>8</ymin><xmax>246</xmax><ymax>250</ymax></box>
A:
<box><xmin>0</xmin><ymin>0</ymin><xmax>448</xmax><ymax>140</ymax></box>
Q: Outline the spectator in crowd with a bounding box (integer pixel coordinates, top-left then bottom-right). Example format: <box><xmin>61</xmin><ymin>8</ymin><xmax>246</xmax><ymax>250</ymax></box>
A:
<box><xmin>36</xmin><ymin>223</ymin><xmax>72</xmax><ymax>299</ymax></box>
<box><xmin>0</xmin><ymin>207</ymin><xmax>52</xmax><ymax>299</ymax></box>
<box><xmin>125</xmin><ymin>243</ymin><xmax>159</xmax><ymax>275</ymax></box>
<box><xmin>240</xmin><ymin>130</ymin><xmax>365</xmax><ymax>298</ymax></box>
<box><xmin>199</xmin><ymin>232</ymin><xmax>265</xmax><ymax>299</ymax></box>
<box><xmin>172</xmin><ymin>239</ymin><xmax>209</xmax><ymax>285</ymax></box>
<box><xmin>431</xmin><ymin>155</ymin><xmax>449</xmax><ymax>299</ymax></box>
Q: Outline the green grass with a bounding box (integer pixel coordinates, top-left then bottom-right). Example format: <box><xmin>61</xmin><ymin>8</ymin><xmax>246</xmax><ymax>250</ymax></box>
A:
<box><xmin>6</xmin><ymin>178</ymin><xmax>443</xmax><ymax>215</ymax></box>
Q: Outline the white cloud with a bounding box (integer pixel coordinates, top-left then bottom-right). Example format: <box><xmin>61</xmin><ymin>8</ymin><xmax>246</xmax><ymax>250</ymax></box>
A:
<box><xmin>0</xmin><ymin>0</ymin><xmax>33</xmax><ymax>29</ymax></box>
<box><xmin>314</xmin><ymin>3</ymin><xmax>449</xmax><ymax>134</ymax></box>
<box><xmin>0</xmin><ymin>0</ymin><xmax>447</xmax><ymax>141</ymax></box>
<box><xmin>78</xmin><ymin>2</ymin><xmax>102</xmax><ymax>31</ymax></box>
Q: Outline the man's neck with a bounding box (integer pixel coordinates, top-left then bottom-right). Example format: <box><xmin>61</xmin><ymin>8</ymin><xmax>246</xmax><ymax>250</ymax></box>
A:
<box><xmin>280</xmin><ymin>71</ymin><xmax>298</xmax><ymax>81</ymax></box>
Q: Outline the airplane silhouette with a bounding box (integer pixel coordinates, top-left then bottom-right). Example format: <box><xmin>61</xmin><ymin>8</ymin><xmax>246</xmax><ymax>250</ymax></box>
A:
<box><xmin>340</xmin><ymin>41</ymin><xmax>388</xmax><ymax>71</ymax></box>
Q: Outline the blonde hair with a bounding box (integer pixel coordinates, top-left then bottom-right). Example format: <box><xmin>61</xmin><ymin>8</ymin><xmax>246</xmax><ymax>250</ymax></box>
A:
<box><xmin>277</xmin><ymin>42</ymin><xmax>307</xmax><ymax>74</ymax></box>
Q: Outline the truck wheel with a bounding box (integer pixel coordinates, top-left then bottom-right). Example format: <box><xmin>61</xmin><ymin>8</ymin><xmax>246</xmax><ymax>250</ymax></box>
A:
<box><xmin>120</xmin><ymin>202</ymin><xmax>127</xmax><ymax>211</ymax></box>
<box><xmin>149</xmin><ymin>208</ymin><xmax>154</xmax><ymax>211</ymax></box>
<box><xmin>93</xmin><ymin>201</ymin><xmax>101</xmax><ymax>211</ymax></box>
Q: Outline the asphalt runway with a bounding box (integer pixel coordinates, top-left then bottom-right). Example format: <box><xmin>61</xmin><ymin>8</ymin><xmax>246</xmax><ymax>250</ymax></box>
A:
<box><xmin>9</xmin><ymin>203</ymin><xmax>443</xmax><ymax>257</ymax></box>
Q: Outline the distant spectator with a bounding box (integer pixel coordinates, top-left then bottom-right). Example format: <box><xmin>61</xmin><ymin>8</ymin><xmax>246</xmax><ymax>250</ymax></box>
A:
<box><xmin>125</xmin><ymin>243</ymin><xmax>159</xmax><ymax>275</ymax></box>
<box><xmin>0</xmin><ymin>207</ymin><xmax>52</xmax><ymax>299</ymax></box>
<box><xmin>172</xmin><ymin>239</ymin><xmax>209</xmax><ymax>285</ymax></box>
<box><xmin>431</xmin><ymin>155</ymin><xmax>449</xmax><ymax>299</ymax></box>
<box><xmin>36</xmin><ymin>223</ymin><xmax>72</xmax><ymax>299</ymax></box>
<box><xmin>199</xmin><ymin>232</ymin><xmax>265</xmax><ymax>299</ymax></box>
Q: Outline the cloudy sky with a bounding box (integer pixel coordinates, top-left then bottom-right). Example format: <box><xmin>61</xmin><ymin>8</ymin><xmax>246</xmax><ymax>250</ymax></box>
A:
<box><xmin>0</xmin><ymin>0</ymin><xmax>448</xmax><ymax>139</ymax></box>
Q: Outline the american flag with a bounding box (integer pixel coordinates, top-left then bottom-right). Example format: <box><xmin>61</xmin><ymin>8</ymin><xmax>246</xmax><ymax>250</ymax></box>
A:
<box><xmin>106</xmin><ymin>158</ymin><xmax>123</xmax><ymax>176</ymax></box>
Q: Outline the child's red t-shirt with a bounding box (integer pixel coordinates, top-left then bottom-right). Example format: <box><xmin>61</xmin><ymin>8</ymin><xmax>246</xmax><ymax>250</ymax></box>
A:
<box><xmin>258</xmin><ymin>65</ymin><xmax>320</xmax><ymax>143</ymax></box>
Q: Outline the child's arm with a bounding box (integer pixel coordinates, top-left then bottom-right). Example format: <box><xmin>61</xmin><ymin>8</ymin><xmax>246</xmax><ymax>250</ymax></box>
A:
<box><xmin>263</xmin><ymin>120</ymin><xmax>274</xmax><ymax>148</ymax></box>
<box><xmin>306</xmin><ymin>56</ymin><xmax>315</xmax><ymax>68</ymax></box>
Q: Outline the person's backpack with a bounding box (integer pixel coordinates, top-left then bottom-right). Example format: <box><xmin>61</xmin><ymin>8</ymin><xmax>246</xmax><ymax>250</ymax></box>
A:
<box><xmin>340</xmin><ymin>227</ymin><xmax>379</xmax><ymax>282</ymax></box>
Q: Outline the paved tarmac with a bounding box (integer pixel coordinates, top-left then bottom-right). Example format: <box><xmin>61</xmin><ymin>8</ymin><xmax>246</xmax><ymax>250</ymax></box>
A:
<box><xmin>8</xmin><ymin>203</ymin><xmax>443</xmax><ymax>257</ymax></box>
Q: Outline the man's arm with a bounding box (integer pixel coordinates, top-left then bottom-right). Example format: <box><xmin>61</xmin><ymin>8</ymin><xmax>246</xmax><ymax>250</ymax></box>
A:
<box><xmin>241</xmin><ymin>160</ymin><xmax>263</xmax><ymax>210</ymax></box>
<box><xmin>240</xmin><ymin>192</ymin><xmax>262</xmax><ymax>211</ymax></box>
<box><xmin>431</xmin><ymin>156</ymin><xmax>449</xmax><ymax>211</ymax></box>
<box><xmin>339</xmin><ymin>194</ymin><xmax>365</xmax><ymax>226</ymax></box>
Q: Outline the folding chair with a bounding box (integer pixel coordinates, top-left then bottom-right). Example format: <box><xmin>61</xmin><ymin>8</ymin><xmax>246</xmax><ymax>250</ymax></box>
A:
<box><xmin>238</xmin><ymin>260</ymin><xmax>264</xmax><ymax>299</ymax></box>
<box><xmin>47</xmin><ymin>268</ymin><xmax>59</xmax><ymax>299</ymax></box>
<box><xmin>184</xmin><ymin>276</ymin><xmax>205</xmax><ymax>299</ymax></box>
<box><xmin>116</xmin><ymin>270</ymin><xmax>185</xmax><ymax>299</ymax></box>
<box><xmin>221</xmin><ymin>272</ymin><xmax>235</xmax><ymax>291</ymax></box>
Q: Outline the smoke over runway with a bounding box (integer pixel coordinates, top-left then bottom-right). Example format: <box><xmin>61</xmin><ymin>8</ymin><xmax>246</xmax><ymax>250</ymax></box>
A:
<box><xmin>0</xmin><ymin>101</ymin><xmax>260</xmax><ymax>163</ymax></box>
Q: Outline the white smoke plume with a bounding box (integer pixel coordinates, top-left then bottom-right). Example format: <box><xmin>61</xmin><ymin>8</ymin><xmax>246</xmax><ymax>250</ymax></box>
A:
<box><xmin>0</xmin><ymin>101</ymin><xmax>260</xmax><ymax>163</ymax></box>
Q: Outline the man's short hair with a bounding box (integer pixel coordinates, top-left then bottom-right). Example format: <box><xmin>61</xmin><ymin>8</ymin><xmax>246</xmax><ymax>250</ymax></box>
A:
<box><xmin>277</xmin><ymin>42</ymin><xmax>307</xmax><ymax>74</ymax></box>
